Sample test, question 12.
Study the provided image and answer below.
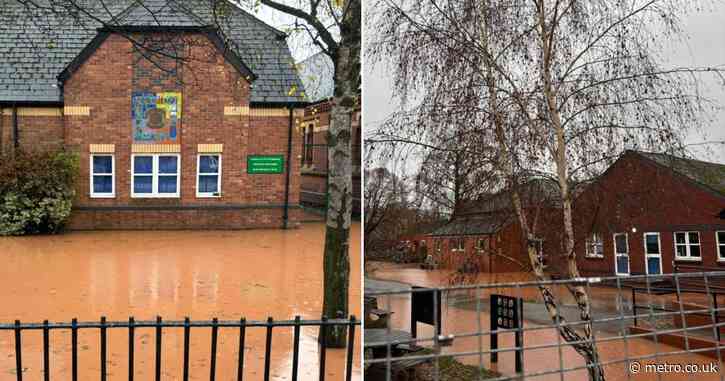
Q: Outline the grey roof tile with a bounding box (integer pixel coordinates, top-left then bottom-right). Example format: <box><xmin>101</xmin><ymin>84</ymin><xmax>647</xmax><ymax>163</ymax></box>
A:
<box><xmin>0</xmin><ymin>0</ymin><xmax>305</xmax><ymax>104</ymax></box>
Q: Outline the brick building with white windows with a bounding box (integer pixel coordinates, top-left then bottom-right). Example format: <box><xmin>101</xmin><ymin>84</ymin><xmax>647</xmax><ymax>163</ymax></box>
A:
<box><xmin>573</xmin><ymin>150</ymin><xmax>725</xmax><ymax>276</ymax></box>
<box><xmin>426</xmin><ymin>151</ymin><xmax>725</xmax><ymax>276</ymax></box>
<box><xmin>0</xmin><ymin>1</ymin><xmax>309</xmax><ymax>229</ymax></box>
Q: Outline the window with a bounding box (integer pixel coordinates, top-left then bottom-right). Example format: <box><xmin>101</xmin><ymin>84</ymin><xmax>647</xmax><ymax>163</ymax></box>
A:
<box><xmin>475</xmin><ymin>237</ymin><xmax>489</xmax><ymax>252</ymax></box>
<box><xmin>90</xmin><ymin>155</ymin><xmax>114</xmax><ymax>198</ymax></box>
<box><xmin>674</xmin><ymin>231</ymin><xmax>701</xmax><ymax>260</ymax></box>
<box><xmin>131</xmin><ymin>154</ymin><xmax>180</xmax><ymax>198</ymax></box>
<box><xmin>614</xmin><ymin>233</ymin><xmax>630</xmax><ymax>275</ymax></box>
<box><xmin>643</xmin><ymin>232</ymin><xmax>662</xmax><ymax>275</ymax></box>
<box><xmin>585</xmin><ymin>233</ymin><xmax>604</xmax><ymax>258</ymax></box>
<box><xmin>451</xmin><ymin>238</ymin><xmax>465</xmax><ymax>252</ymax></box>
<box><xmin>303</xmin><ymin>124</ymin><xmax>314</xmax><ymax>165</ymax></box>
<box><xmin>435</xmin><ymin>240</ymin><xmax>442</xmax><ymax>253</ymax></box>
<box><xmin>717</xmin><ymin>231</ymin><xmax>725</xmax><ymax>261</ymax></box>
<box><xmin>197</xmin><ymin>154</ymin><xmax>221</xmax><ymax>197</ymax></box>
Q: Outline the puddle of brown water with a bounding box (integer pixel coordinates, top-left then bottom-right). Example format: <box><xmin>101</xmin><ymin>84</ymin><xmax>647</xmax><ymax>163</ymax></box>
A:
<box><xmin>0</xmin><ymin>223</ymin><xmax>361</xmax><ymax>380</ymax></box>
<box><xmin>369</xmin><ymin>262</ymin><xmax>723</xmax><ymax>381</ymax></box>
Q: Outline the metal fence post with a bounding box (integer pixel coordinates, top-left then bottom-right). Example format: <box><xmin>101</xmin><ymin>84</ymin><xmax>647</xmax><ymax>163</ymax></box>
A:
<box><xmin>264</xmin><ymin>317</ymin><xmax>273</xmax><ymax>381</ymax></box>
<box><xmin>14</xmin><ymin>320</ymin><xmax>22</xmax><ymax>381</ymax></box>
<box><xmin>128</xmin><ymin>316</ymin><xmax>135</xmax><ymax>381</ymax></box>
<box><xmin>291</xmin><ymin>316</ymin><xmax>301</xmax><ymax>381</ymax></box>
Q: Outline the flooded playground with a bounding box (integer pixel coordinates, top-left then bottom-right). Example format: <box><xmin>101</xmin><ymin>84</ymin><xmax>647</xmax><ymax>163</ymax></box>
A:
<box><xmin>0</xmin><ymin>223</ymin><xmax>361</xmax><ymax>380</ymax></box>
<box><xmin>366</xmin><ymin>262</ymin><xmax>723</xmax><ymax>381</ymax></box>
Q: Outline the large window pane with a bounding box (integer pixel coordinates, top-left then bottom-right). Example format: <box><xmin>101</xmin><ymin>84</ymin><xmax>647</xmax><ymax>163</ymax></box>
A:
<box><xmin>159</xmin><ymin>156</ymin><xmax>178</xmax><ymax>174</ymax></box>
<box><xmin>615</xmin><ymin>235</ymin><xmax>627</xmax><ymax>253</ymax></box>
<box><xmin>688</xmin><ymin>232</ymin><xmax>700</xmax><ymax>244</ymax></box>
<box><xmin>134</xmin><ymin>156</ymin><xmax>153</xmax><ymax>174</ymax></box>
<box><xmin>134</xmin><ymin>176</ymin><xmax>153</xmax><ymax>193</ymax></box>
<box><xmin>645</xmin><ymin>234</ymin><xmax>659</xmax><ymax>254</ymax></box>
<box><xmin>93</xmin><ymin>175</ymin><xmax>112</xmax><ymax>193</ymax></box>
<box><xmin>616</xmin><ymin>255</ymin><xmax>629</xmax><ymax>274</ymax></box>
<box><xmin>647</xmin><ymin>257</ymin><xmax>661</xmax><ymax>275</ymax></box>
<box><xmin>199</xmin><ymin>175</ymin><xmax>218</xmax><ymax>193</ymax></box>
<box><xmin>93</xmin><ymin>156</ymin><xmax>112</xmax><ymax>174</ymax></box>
<box><xmin>200</xmin><ymin>155</ymin><xmax>219</xmax><ymax>173</ymax></box>
<box><xmin>158</xmin><ymin>176</ymin><xmax>177</xmax><ymax>193</ymax></box>
<box><xmin>690</xmin><ymin>245</ymin><xmax>701</xmax><ymax>257</ymax></box>
<box><xmin>675</xmin><ymin>232</ymin><xmax>686</xmax><ymax>244</ymax></box>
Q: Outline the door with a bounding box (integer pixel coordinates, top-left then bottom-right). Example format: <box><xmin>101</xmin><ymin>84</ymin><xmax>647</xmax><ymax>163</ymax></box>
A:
<box><xmin>613</xmin><ymin>233</ymin><xmax>630</xmax><ymax>276</ymax></box>
<box><xmin>643</xmin><ymin>233</ymin><xmax>662</xmax><ymax>275</ymax></box>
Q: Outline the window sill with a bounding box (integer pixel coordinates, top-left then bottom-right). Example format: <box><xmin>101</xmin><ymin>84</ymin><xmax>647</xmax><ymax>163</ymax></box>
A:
<box><xmin>585</xmin><ymin>255</ymin><xmax>605</xmax><ymax>259</ymax></box>
<box><xmin>90</xmin><ymin>194</ymin><xmax>116</xmax><ymax>199</ymax></box>
<box><xmin>196</xmin><ymin>194</ymin><xmax>221</xmax><ymax>198</ymax></box>
<box><xmin>131</xmin><ymin>195</ymin><xmax>181</xmax><ymax>199</ymax></box>
<box><xmin>674</xmin><ymin>257</ymin><xmax>702</xmax><ymax>262</ymax></box>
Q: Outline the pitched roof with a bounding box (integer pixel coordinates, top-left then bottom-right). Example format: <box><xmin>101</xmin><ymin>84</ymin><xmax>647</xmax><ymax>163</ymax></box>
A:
<box><xmin>297</xmin><ymin>51</ymin><xmax>334</xmax><ymax>103</ymax></box>
<box><xmin>0</xmin><ymin>0</ymin><xmax>305</xmax><ymax>104</ymax></box>
<box><xmin>631</xmin><ymin>151</ymin><xmax>725</xmax><ymax>197</ymax></box>
<box><xmin>428</xmin><ymin>213</ymin><xmax>512</xmax><ymax>237</ymax></box>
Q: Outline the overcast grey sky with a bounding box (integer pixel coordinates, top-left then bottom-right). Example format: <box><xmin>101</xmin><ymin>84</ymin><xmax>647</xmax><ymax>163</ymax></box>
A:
<box><xmin>362</xmin><ymin>4</ymin><xmax>725</xmax><ymax>165</ymax></box>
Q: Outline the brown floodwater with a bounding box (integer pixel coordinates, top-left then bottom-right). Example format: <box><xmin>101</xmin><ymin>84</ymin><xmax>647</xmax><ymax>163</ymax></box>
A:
<box><xmin>368</xmin><ymin>262</ymin><xmax>723</xmax><ymax>381</ymax></box>
<box><xmin>0</xmin><ymin>223</ymin><xmax>361</xmax><ymax>380</ymax></box>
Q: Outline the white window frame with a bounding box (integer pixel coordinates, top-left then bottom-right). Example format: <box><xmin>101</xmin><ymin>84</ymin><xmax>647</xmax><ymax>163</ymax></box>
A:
<box><xmin>131</xmin><ymin>154</ymin><xmax>181</xmax><ymax>198</ymax></box>
<box><xmin>716</xmin><ymin>231</ymin><xmax>725</xmax><ymax>262</ymax></box>
<box><xmin>451</xmin><ymin>238</ymin><xmax>465</xmax><ymax>252</ymax></box>
<box><xmin>585</xmin><ymin>233</ymin><xmax>604</xmax><ymax>258</ymax></box>
<box><xmin>673</xmin><ymin>231</ymin><xmax>701</xmax><ymax>261</ymax></box>
<box><xmin>643</xmin><ymin>232</ymin><xmax>662</xmax><ymax>275</ymax></box>
<box><xmin>613</xmin><ymin>233</ymin><xmax>630</xmax><ymax>276</ymax></box>
<box><xmin>90</xmin><ymin>154</ymin><xmax>115</xmax><ymax>198</ymax></box>
<box><xmin>196</xmin><ymin>154</ymin><xmax>222</xmax><ymax>198</ymax></box>
<box><xmin>475</xmin><ymin>237</ymin><xmax>488</xmax><ymax>252</ymax></box>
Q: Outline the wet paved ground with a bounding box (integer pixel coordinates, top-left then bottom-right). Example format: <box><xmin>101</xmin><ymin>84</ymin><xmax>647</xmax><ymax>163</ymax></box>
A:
<box><xmin>366</xmin><ymin>262</ymin><xmax>724</xmax><ymax>381</ymax></box>
<box><xmin>0</xmin><ymin>222</ymin><xmax>361</xmax><ymax>380</ymax></box>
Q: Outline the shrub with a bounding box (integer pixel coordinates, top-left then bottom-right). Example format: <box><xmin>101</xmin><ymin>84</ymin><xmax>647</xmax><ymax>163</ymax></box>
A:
<box><xmin>0</xmin><ymin>150</ymin><xmax>79</xmax><ymax>235</ymax></box>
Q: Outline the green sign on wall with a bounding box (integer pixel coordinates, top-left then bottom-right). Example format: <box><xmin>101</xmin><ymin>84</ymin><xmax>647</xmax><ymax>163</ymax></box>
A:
<box><xmin>247</xmin><ymin>155</ymin><xmax>284</xmax><ymax>174</ymax></box>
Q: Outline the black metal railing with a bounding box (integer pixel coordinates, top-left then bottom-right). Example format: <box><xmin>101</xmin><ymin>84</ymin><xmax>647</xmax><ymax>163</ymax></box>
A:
<box><xmin>1</xmin><ymin>315</ymin><xmax>358</xmax><ymax>381</ymax></box>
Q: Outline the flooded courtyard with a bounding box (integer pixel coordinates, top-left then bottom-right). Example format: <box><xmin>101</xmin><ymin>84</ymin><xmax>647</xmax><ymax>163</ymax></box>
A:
<box><xmin>366</xmin><ymin>262</ymin><xmax>723</xmax><ymax>381</ymax></box>
<box><xmin>0</xmin><ymin>222</ymin><xmax>361</xmax><ymax>380</ymax></box>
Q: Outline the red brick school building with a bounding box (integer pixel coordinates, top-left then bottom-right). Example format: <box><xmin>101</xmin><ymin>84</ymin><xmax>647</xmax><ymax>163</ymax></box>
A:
<box><xmin>427</xmin><ymin>151</ymin><xmax>725</xmax><ymax>276</ymax></box>
<box><xmin>0</xmin><ymin>1</ymin><xmax>309</xmax><ymax>229</ymax></box>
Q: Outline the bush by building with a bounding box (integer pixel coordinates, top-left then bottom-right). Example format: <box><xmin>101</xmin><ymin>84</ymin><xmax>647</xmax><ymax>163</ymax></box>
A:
<box><xmin>0</xmin><ymin>150</ymin><xmax>79</xmax><ymax>235</ymax></box>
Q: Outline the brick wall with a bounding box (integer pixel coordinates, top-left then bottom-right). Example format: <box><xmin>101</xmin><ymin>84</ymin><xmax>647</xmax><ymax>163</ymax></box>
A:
<box><xmin>574</xmin><ymin>152</ymin><xmax>725</xmax><ymax>275</ymax></box>
<box><xmin>0</xmin><ymin>109</ymin><xmax>64</xmax><ymax>153</ymax></box>
<box><xmin>300</xmin><ymin>99</ymin><xmax>361</xmax><ymax>213</ymax></box>
<box><xmin>4</xmin><ymin>32</ymin><xmax>302</xmax><ymax>230</ymax></box>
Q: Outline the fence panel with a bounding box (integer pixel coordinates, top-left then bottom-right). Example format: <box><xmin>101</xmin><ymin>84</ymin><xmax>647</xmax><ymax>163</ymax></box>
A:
<box><xmin>1</xmin><ymin>315</ymin><xmax>359</xmax><ymax>381</ymax></box>
<box><xmin>364</xmin><ymin>272</ymin><xmax>725</xmax><ymax>380</ymax></box>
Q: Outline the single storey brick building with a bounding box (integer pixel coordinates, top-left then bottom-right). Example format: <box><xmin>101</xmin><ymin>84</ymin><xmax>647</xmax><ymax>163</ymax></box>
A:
<box><xmin>0</xmin><ymin>0</ymin><xmax>309</xmax><ymax>229</ymax></box>
<box><xmin>427</xmin><ymin>151</ymin><xmax>725</xmax><ymax>276</ymax></box>
<box><xmin>574</xmin><ymin>151</ymin><xmax>725</xmax><ymax>276</ymax></box>
<box><xmin>427</xmin><ymin>179</ymin><xmax>563</xmax><ymax>273</ymax></box>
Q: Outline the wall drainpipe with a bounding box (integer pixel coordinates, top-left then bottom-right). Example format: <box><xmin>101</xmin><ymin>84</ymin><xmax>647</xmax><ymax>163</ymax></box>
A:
<box><xmin>282</xmin><ymin>105</ymin><xmax>294</xmax><ymax>229</ymax></box>
<box><xmin>12</xmin><ymin>103</ymin><xmax>18</xmax><ymax>152</ymax></box>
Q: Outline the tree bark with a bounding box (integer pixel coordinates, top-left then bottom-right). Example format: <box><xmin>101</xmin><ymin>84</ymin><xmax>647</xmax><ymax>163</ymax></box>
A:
<box><xmin>321</xmin><ymin>0</ymin><xmax>360</xmax><ymax>348</ymax></box>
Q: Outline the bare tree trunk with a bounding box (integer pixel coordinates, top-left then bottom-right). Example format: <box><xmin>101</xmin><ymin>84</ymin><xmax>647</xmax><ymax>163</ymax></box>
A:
<box><xmin>321</xmin><ymin>0</ymin><xmax>360</xmax><ymax>348</ymax></box>
<box><xmin>535</xmin><ymin>1</ymin><xmax>603</xmax><ymax>378</ymax></box>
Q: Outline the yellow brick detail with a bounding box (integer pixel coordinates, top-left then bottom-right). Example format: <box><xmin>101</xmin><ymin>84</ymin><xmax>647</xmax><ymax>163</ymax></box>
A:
<box><xmin>64</xmin><ymin>106</ymin><xmax>90</xmax><ymax>116</ymax></box>
<box><xmin>1</xmin><ymin>107</ymin><xmax>62</xmax><ymax>116</ymax></box>
<box><xmin>224</xmin><ymin>106</ymin><xmax>249</xmax><ymax>116</ymax></box>
<box><xmin>132</xmin><ymin>144</ymin><xmax>181</xmax><ymax>153</ymax></box>
<box><xmin>197</xmin><ymin>144</ymin><xmax>223</xmax><ymax>153</ymax></box>
<box><xmin>249</xmin><ymin>108</ymin><xmax>290</xmax><ymax>117</ymax></box>
<box><xmin>89</xmin><ymin>144</ymin><xmax>115</xmax><ymax>153</ymax></box>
